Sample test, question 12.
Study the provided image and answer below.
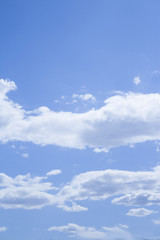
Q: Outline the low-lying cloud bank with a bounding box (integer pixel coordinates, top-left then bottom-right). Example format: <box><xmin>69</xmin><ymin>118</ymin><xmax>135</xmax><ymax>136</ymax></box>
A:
<box><xmin>1</xmin><ymin>79</ymin><xmax>160</xmax><ymax>150</ymax></box>
<box><xmin>1</xmin><ymin>166</ymin><xmax>160</xmax><ymax>212</ymax></box>
<box><xmin>48</xmin><ymin>223</ymin><xmax>133</xmax><ymax>240</ymax></box>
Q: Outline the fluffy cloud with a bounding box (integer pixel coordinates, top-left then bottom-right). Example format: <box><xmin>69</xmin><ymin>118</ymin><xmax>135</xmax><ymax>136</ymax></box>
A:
<box><xmin>72</xmin><ymin>93</ymin><xmax>96</xmax><ymax>102</ymax></box>
<box><xmin>48</xmin><ymin>223</ymin><xmax>132</xmax><ymax>240</ymax></box>
<box><xmin>2</xmin><ymin>79</ymin><xmax>160</xmax><ymax>150</ymax></box>
<box><xmin>133</xmin><ymin>76</ymin><xmax>141</xmax><ymax>85</ymax></box>
<box><xmin>1</xmin><ymin>166</ymin><xmax>160</xmax><ymax>212</ymax></box>
<box><xmin>93</xmin><ymin>147</ymin><xmax>109</xmax><ymax>153</ymax></box>
<box><xmin>126</xmin><ymin>208</ymin><xmax>157</xmax><ymax>217</ymax></box>
<box><xmin>0</xmin><ymin>172</ymin><xmax>58</xmax><ymax>209</ymax></box>
<box><xmin>57</xmin><ymin>165</ymin><xmax>160</xmax><ymax>210</ymax></box>
<box><xmin>112</xmin><ymin>192</ymin><xmax>160</xmax><ymax>206</ymax></box>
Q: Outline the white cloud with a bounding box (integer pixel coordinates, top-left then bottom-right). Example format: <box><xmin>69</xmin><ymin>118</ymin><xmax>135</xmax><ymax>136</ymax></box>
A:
<box><xmin>48</xmin><ymin>223</ymin><xmax>133</xmax><ymax>240</ymax></box>
<box><xmin>57</xmin><ymin>165</ymin><xmax>160</xmax><ymax>211</ymax></box>
<box><xmin>0</xmin><ymin>79</ymin><xmax>16</xmax><ymax>98</ymax></box>
<box><xmin>1</xmin><ymin>166</ymin><xmax>160</xmax><ymax>212</ymax></box>
<box><xmin>127</xmin><ymin>208</ymin><xmax>158</xmax><ymax>217</ymax></box>
<box><xmin>93</xmin><ymin>147</ymin><xmax>109</xmax><ymax>153</ymax></box>
<box><xmin>112</xmin><ymin>192</ymin><xmax>160</xmax><ymax>206</ymax></box>
<box><xmin>0</xmin><ymin>172</ymin><xmax>58</xmax><ymax>209</ymax></box>
<box><xmin>46</xmin><ymin>169</ymin><xmax>62</xmax><ymax>176</ymax></box>
<box><xmin>72</xmin><ymin>93</ymin><xmax>96</xmax><ymax>102</ymax></box>
<box><xmin>57</xmin><ymin>202</ymin><xmax>88</xmax><ymax>212</ymax></box>
<box><xmin>21</xmin><ymin>153</ymin><xmax>29</xmax><ymax>158</ymax></box>
<box><xmin>133</xmin><ymin>76</ymin><xmax>141</xmax><ymax>85</ymax></box>
<box><xmin>0</xmin><ymin>226</ymin><xmax>7</xmax><ymax>232</ymax></box>
<box><xmin>153</xmin><ymin>219</ymin><xmax>160</xmax><ymax>224</ymax></box>
<box><xmin>2</xmin><ymin>79</ymin><xmax>160</xmax><ymax>151</ymax></box>
<box><xmin>118</xmin><ymin>224</ymin><xmax>128</xmax><ymax>229</ymax></box>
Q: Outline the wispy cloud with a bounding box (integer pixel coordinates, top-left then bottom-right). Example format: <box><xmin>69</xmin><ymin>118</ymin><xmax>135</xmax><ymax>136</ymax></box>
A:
<box><xmin>48</xmin><ymin>223</ymin><xmax>133</xmax><ymax>240</ymax></box>
<box><xmin>46</xmin><ymin>169</ymin><xmax>62</xmax><ymax>176</ymax></box>
<box><xmin>127</xmin><ymin>208</ymin><xmax>158</xmax><ymax>217</ymax></box>
<box><xmin>153</xmin><ymin>219</ymin><xmax>160</xmax><ymax>224</ymax></box>
<box><xmin>21</xmin><ymin>153</ymin><xmax>29</xmax><ymax>158</ymax></box>
<box><xmin>0</xmin><ymin>227</ymin><xmax>7</xmax><ymax>232</ymax></box>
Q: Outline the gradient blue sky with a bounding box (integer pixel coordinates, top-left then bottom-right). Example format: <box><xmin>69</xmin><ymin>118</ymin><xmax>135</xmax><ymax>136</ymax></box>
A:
<box><xmin>1</xmin><ymin>1</ymin><xmax>160</xmax><ymax>240</ymax></box>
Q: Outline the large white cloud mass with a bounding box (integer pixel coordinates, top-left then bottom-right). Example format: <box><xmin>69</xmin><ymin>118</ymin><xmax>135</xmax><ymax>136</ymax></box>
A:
<box><xmin>1</xmin><ymin>79</ymin><xmax>160</xmax><ymax>150</ymax></box>
<box><xmin>57</xmin><ymin>165</ymin><xmax>160</xmax><ymax>211</ymax></box>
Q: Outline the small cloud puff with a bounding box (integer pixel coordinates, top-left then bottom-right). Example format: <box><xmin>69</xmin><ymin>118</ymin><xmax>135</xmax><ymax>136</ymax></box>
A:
<box><xmin>0</xmin><ymin>227</ymin><xmax>7</xmax><ymax>232</ymax></box>
<box><xmin>72</xmin><ymin>93</ymin><xmax>96</xmax><ymax>102</ymax></box>
<box><xmin>93</xmin><ymin>147</ymin><xmax>109</xmax><ymax>153</ymax></box>
<box><xmin>127</xmin><ymin>208</ymin><xmax>158</xmax><ymax>217</ymax></box>
<box><xmin>46</xmin><ymin>169</ymin><xmax>62</xmax><ymax>176</ymax></box>
<box><xmin>133</xmin><ymin>76</ymin><xmax>141</xmax><ymax>85</ymax></box>
<box><xmin>21</xmin><ymin>153</ymin><xmax>29</xmax><ymax>158</ymax></box>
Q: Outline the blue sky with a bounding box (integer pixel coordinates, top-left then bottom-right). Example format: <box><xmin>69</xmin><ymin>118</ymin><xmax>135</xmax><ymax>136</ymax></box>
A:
<box><xmin>1</xmin><ymin>0</ymin><xmax>160</xmax><ymax>239</ymax></box>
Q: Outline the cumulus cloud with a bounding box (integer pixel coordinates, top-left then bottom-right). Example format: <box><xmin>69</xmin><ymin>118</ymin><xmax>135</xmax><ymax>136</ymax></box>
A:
<box><xmin>46</xmin><ymin>169</ymin><xmax>62</xmax><ymax>176</ymax></box>
<box><xmin>48</xmin><ymin>223</ymin><xmax>133</xmax><ymax>240</ymax></box>
<box><xmin>2</xmin><ymin>79</ymin><xmax>160</xmax><ymax>150</ymax></box>
<box><xmin>56</xmin><ymin>165</ymin><xmax>160</xmax><ymax>211</ymax></box>
<box><xmin>72</xmin><ymin>93</ymin><xmax>96</xmax><ymax>102</ymax></box>
<box><xmin>112</xmin><ymin>193</ymin><xmax>160</xmax><ymax>206</ymax></box>
<box><xmin>126</xmin><ymin>208</ymin><xmax>158</xmax><ymax>217</ymax></box>
<box><xmin>133</xmin><ymin>76</ymin><xmax>141</xmax><ymax>85</ymax></box>
<box><xmin>1</xmin><ymin>166</ymin><xmax>160</xmax><ymax>212</ymax></box>
<box><xmin>0</xmin><ymin>172</ymin><xmax>58</xmax><ymax>209</ymax></box>
<box><xmin>0</xmin><ymin>169</ymin><xmax>85</xmax><ymax>212</ymax></box>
